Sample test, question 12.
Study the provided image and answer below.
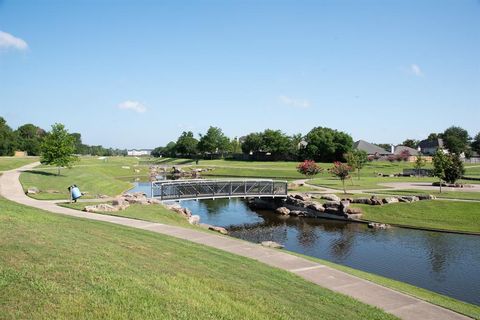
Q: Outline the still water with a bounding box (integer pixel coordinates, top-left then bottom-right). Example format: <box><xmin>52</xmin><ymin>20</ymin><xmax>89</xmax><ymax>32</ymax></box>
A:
<box><xmin>180</xmin><ymin>198</ymin><xmax>480</xmax><ymax>306</ymax></box>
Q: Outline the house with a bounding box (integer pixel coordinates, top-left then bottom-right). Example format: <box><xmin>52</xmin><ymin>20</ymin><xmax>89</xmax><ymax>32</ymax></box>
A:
<box><xmin>418</xmin><ymin>138</ymin><xmax>444</xmax><ymax>155</ymax></box>
<box><xmin>353</xmin><ymin>140</ymin><xmax>391</xmax><ymax>156</ymax></box>
<box><xmin>393</xmin><ymin>145</ymin><xmax>419</xmax><ymax>156</ymax></box>
<box><xmin>127</xmin><ymin>149</ymin><xmax>152</xmax><ymax>156</ymax></box>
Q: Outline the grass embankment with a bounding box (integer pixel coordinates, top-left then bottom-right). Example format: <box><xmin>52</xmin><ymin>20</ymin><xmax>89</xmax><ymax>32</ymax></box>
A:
<box><xmin>61</xmin><ymin>202</ymin><xmax>193</xmax><ymax>228</ymax></box>
<box><xmin>355</xmin><ymin>200</ymin><xmax>480</xmax><ymax>233</ymax></box>
<box><xmin>368</xmin><ymin>189</ymin><xmax>480</xmax><ymax>201</ymax></box>
<box><xmin>62</xmin><ymin>199</ymin><xmax>480</xmax><ymax>319</ymax></box>
<box><xmin>0</xmin><ymin>197</ymin><xmax>396</xmax><ymax>320</ymax></box>
<box><xmin>20</xmin><ymin>157</ymin><xmax>148</xmax><ymax>200</ymax></box>
<box><xmin>0</xmin><ymin>157</ymin><xmax>38</xmax><ymax>171</ymax></box>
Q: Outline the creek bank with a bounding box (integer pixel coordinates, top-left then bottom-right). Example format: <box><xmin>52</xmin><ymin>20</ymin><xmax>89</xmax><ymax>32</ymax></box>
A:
<box><xmin>82</xmin><ymin>192</ymin><xmax>229</xmax><ymax>235</ymax></box>
<box><xmin>248</xmin><ymin>193</ymin><xmax>438</xmax><ymax>222</ymax></box>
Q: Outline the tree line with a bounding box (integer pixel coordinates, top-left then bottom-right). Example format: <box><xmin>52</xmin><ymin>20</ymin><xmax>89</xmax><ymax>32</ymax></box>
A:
<box><xmin>0</xmin><ymin>117</ymin><xmax>127</xmax><ymax>157</ymax></box>
<box><xmin>153</xmin><ymin>125</ymin><xmax>480</xmax><ymax>162</ymax></box>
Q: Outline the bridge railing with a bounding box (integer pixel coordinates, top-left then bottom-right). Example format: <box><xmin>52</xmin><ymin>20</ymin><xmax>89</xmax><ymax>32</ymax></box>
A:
<box><xmin>151</xmin><ymin>179</ymin><xmax>287</xmax><ymax>201</ymax></box>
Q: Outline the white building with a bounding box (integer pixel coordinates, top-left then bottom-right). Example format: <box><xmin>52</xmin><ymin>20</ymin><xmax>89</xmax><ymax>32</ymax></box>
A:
<box><xmin>127</xmin><ymin>149</ymin><xmax>152</xmax><ymax>156</ymax></box>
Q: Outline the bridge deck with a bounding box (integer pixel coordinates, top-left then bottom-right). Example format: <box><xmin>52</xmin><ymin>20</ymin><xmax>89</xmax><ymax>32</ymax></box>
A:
<box><xmin>151</xmin><ymin>179</ymin><xmax>288</xmax><ymax>201</ymax></box>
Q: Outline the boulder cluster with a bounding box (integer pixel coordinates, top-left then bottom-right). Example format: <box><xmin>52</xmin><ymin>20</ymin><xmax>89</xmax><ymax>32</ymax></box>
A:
<box><xmin>83</xmin><ymin>192</ymin><xmax>161</xmax><ymax>213</ymax></box>
<box><xmin>348</xmin><ymin>194</ymin><xmax>435</xmax><ymax>205</ymax></box>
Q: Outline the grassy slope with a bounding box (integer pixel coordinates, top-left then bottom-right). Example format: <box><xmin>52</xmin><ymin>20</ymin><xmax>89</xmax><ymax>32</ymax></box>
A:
<box><xmin>61</xmin><ymin>200</ymin><xmax>480</xmax><ymax>319</ymax></box>
<box><xmin>0</xmin><ymin>157</ymin><xmax>38</xmax><ymax>171</ymax></box>
<box><xmin>356</xmin><ymin>200</ymin><xmax>480</xmax><ymax>233</ymax></box>
<box><xmin>0</xmin><ymin>197</ymin><xmax>396</xmax><ymax>320</ymax></box>
<box><xmin>19</xmin><ymin>157</ymin><xmax>148</xmax><ymax>200</ymax></box>
<box><xmin>368</xmin><ymin>189</ymin><xmax>480</xmax><ymax>201</ymax></box>
<box><xmin>61</xmin><ymin>202</ymin><xmax>194</xmax><ymax>228</ymax></box>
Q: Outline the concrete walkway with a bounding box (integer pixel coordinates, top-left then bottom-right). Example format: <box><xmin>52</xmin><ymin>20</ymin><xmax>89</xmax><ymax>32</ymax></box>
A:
<box><xmin>0</xmin><ymin>163</ymin><xmax>471</xmax><ymax>320</ymax></box>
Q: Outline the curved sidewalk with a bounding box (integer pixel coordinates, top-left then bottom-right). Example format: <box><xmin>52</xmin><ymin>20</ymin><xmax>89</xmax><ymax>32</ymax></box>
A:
<box><xmin>0</xmin><ymin>163</ymin><xmax>471</xmax><ymax>320</ymax></box>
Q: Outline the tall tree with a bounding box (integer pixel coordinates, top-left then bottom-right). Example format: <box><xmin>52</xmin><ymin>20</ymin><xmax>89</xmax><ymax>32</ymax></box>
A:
<box><xmin>241</xmin><ymin>132</ymin><xmax>263</xmax><ymax>154</ymax></box>
<box><xmin>0</xmin><ymin>117</ymin><xmax>14</xmax><ymax>156</ymax></box>
<box><xmin>40</xmin><ymin>123</ymin><xmax>78</xmax><ymax>175</ymax></box>
<box><xmin>442</xmin><ymin>126</ymin><xmax>470</xmax><ymax>155</ymax></box>
<box><xmin>402</xmin><ymin>139</ymin><xmax>418</xmax><ymax>148</ymax></box>
<box><xmin>414</xmin><ymin>154</ymin><xmax>426</xmax><ymax>176</ymax></box>
<box><xmin>443</xmin><ymin>154</ymin><xmax>465</xmax><ymax>185</ymax></box>
<box><xmin>470</xmin><ymin>132</ymin><xmax>480</xmax><ymax>155</ymax></box>
<box><xmin>260</xmin><ymin>129</ymin><xmax>291</xmax><ymax>156</ymax></box>
<box><xmin>175</xmin><ymin>131</ymin><xmax>198</xmax><ymax>156</ymax></box>
<box><xmin>230</xmin><ymin>137</ymin><xmax>241</xmax><ymax>154</ymax></box>
<box><xmin>346</xmin><ymin>150</ymin><xmax>368</xmax><ymax>180</ymax></box>
<box><xmin>301</xmin><ymin>127</ymin><xmax>353</xmax><ymax>162</ymax></box>
<box><xmin>198</xmin><ymin>127</ymin><xmax>230</xmax><ymax>154</ymax></box>
<box><xmin>14</xmin><ymin>124</ymin><xmax>46</xmax><ymax>156</ymax></box>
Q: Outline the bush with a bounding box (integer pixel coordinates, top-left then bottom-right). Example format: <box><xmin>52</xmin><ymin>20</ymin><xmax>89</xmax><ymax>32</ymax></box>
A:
<box><xmin>297</xmin><ymin>160</ymin><xmax>323</xmax><ymax>177</ymax></box>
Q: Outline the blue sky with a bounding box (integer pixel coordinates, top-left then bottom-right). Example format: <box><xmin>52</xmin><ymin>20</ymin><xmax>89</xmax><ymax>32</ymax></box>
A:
<box><xmin>1</xmin><ymin>0</ymin><xmax>479</xmax><ymax>149</ymax></box>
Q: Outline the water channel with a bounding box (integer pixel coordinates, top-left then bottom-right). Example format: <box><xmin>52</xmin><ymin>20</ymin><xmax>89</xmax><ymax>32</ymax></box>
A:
<box><xmin>130</xmin><ymin>182</ymin><xmax>480</xmax><ymax>306</ymax></box>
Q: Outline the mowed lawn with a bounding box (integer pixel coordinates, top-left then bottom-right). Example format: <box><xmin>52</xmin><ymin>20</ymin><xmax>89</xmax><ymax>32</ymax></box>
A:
<box><xmin>0</xmin><ymin>197</ymin><xmax>397</xmax><ymax>320</ymax></box>
<box><xmin>0</xmin><ymin>157</ymin><xmax>38</xmax><ymax>172</ymax></box>
<box><xmin>20</xmin><ymin>157</ymin><xmax>149</xmax><ymax>200</ymax></box>
<box><xmin>356</xmin><ymin>200</ymin><xmax>480</xmax><ymax>233</ymax></box>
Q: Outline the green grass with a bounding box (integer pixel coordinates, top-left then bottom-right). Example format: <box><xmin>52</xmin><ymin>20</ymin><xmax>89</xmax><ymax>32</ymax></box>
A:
<box><xmin>367</xmin><ymin>189</ymin><xmax>480</xmax><ymax>201</ymax></box>
<box><xmin>20</xmin><ymin>157</ymin><xmax>149</xmax><ymax>200</ymax></box>
<box><xmin>465</xmin><ymin>165</ymin><xmax>480</xmax><ymax>178</ymax></box>
<box><xmin>60</xmin><ymin>199</ymin><xmax>480</xmax><ymax>319</ymax></box>
<box><xmin>0</xmin><ymin>157</ymin><xmax>38</xmax><ymax>171</ymax></box>
<box><xmin>308</xmin><ymin>176</ymin><xmax>435</xmax><ymax>191</ymax></box>
<box><xmin>0</xmin><ymin>197</ymin><xmax>397</xmax><ymax>320</ymax></box>
<box><xmin>60</xmin><ymin>202</ymin><xmax>193</xmax><ymax>228</ymax></box>
<box><xmin>356</xmin><ymin>200</ymin><xmax>480</xmax><ymax>233</ymax></box>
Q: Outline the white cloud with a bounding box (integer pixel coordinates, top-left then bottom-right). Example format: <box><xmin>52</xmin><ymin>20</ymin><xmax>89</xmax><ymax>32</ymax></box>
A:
<box><xmin>410</xmin><ymin>64</ymin><xmax>423</xmax><ymax>77</ymax></box>
<box><xmin>0</xmin><ymin>31</ymin><xmax>28</xmax><ymax>51</ymax></box>
<box><xmin>117</xmin><ymin>100</ymin><xmax>147</xmax><ymax>113</ymax></box>
<box><xmin>278</xmin><ymin>95</ymin><xmax>311</xmax><ymax>108</ymax></box>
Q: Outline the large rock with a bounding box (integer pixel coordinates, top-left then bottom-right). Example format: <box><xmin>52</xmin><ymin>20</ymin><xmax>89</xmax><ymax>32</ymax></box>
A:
<box><xmin>26</xmin><ymin>187</ymin><xmax>39</xmax><ymax>195</ymax></box>
<box><xmin>351</xmin><ymin>198</ymin><xmax>372</xmax><ymax>205</ymax></box>
<box><xmin>370</xmin><ymin>196</ymin><xmax>383</xmax><ymax>206</ymax></box>
<box><xmin>261</xmin><ymin>241</ymin><xmax>284</xmax><ymax>249</ymax></box>
<box><xmin>112</xmin><ymin>197</ymin><xmax>129</xmax><ymax>206</ymax></box>
<box><xmin>307</xmin><ymin>203</ymin><xmax>325</xmax><ymax>212</ymax></box>
<box><xmin>83</xmin><ymin>204</ymin><xmax>118</xmax><ymax>213</ymax></box>
<box><xmin>368</xmin><ymin>222</ymin><xmax>391</xmax><ymax>229</ymax></box>
<box><xmin>294</xmin><ymin>194</ymin><xmax>311</xmax><ymax>201</ymax></box>
<box><xmin>418</xmin><ymin>194</ymin><xmax>436</xmax><ymax>200</ymax></box>
<box><xmin>209</xmin><ymin>226</ymin><xmax>228</xmax><ymax>235</ymax></box>
<box><xmin>188</xmin><ymin>215</ymin><xmax>200</xmax><ymax>225</ymax></box>
<box><xmin>382</xmin><ymin>197</ymin><xmax>399</xmax><ymax>204</ymax></box>
<box><xmin>346</xmin><ymin>207</ymin><xmax>362</xmax><ymax>215</ymax></box>
<box><xmin>339</xmin><ymin>200</ymin><xmax>350</xmax><ymax>213</ymax></box>
<box><xmin>275</xmin><ymin>207</ymin><xmax>291</xmax><ymax>215</ymax></box>
<box><xmin>399</xmin><ymin>196</ymin><xmax>419</xmax><ymax>203</ymax></box>
<box><xmin>321</xmin><ymin>194</ymin><xmax>341</xmax><ymax>202</ymax></box>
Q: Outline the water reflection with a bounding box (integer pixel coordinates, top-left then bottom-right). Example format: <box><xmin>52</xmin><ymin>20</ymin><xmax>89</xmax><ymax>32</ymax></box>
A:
<box><xmin>181</xmin><ymin>198</ymin><xmax>480</xmax><ymax>306</ymax></box>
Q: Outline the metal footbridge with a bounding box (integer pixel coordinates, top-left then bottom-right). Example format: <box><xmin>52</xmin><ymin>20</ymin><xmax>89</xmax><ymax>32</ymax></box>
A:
<box><xmin>150</xmin><ymin>179</ymin><xmax>288</xmax><ymax>201</ymax></box>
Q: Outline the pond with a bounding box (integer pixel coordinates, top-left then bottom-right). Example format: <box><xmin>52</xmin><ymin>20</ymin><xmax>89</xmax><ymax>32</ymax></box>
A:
<box><xmin>180</xmin><ymin>198</ymin><xmax>480</xmax><ymax>306</ymax></box>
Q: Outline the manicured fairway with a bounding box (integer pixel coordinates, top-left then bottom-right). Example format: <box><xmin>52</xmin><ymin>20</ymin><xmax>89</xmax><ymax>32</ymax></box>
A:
<box><xmin>357</xmin><ymin>200</ymin><xmax>480</xmax><ymax>233</ymax></box>
<box><xmin>0</xmin><ymin>197</ymin><xmax>397</xmax><ymax>320</ymax></box>
<box><xmin>0</xmin><ymin>157</ymin><xmax>38</xmax><ymax>172</ymax></box>
<box><xmin>20</xmin><ymin>157</ymin><xmax>148</xmax><ymax>200</ymax></box>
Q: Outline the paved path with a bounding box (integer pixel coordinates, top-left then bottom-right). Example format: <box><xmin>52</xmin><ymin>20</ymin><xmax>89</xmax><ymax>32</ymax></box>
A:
<box><xmin>0</xmin><ymin>163</ymin><xmax>471</xmax><ymax>320</ymax></box>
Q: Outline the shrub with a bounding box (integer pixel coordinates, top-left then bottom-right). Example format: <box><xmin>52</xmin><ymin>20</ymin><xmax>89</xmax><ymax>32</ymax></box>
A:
<box><xmin>297</xmin><ymin>160</ymin><xmax>323</xmax><ymax>177</ymax></box>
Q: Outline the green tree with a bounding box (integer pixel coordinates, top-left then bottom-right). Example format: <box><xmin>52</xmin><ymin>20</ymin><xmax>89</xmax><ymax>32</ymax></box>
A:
<box><xmin>70</xmin><ymin>133</ymin><xmax>84</xmax><ymax>154</ymax></box>
<box><xmin>301</xmin><ymin>127</ymin><xmax>353</xmax><ymax>162</ymax></box>
<box><xmin>413</xmin><ymin>154</ymin><xmax>426</xmax><ymax>176</ymax></box>
<box><xmin>198</xmin><ymin>127</ymin><xmax>230</xmax><ymax>155</ymax></box>
<box><xmin>329</xmin><ymin>162</ymin><xmax>351</xmax><ymax>194</ymax></box>
<box><xmin>432</xmin><ymin>150</ymin><xmax>448</xmax><ymax>193</ymax></box>
<box><xmin>443</xmin><ymin>126</ymin><xmax>470</xmax><ymax>155</ymax></box>
<box><xmin>40</xmin><ymin>123</ymin><xmax>78</xmax><ymax>175</ymax></box>
<box><xmin>14</xmin><ymin>123</ymin><xmax>46</xmax><ymax>156</ymax></box>
<box><xmin>0</xmin><ymin>117</ymin><xmax>15</xmax><ymax>156</ymax></box>
<box><xmin>427</xmin><ymin>133</ymin><xmax>440</xmax><ymax>141</ymax></box>
<box><xmin>346</xmin><ymin>150</ymin><xmax>368</xmax><ymax>180</ymax></box>
<box><xmin>241</xmin><ymin>132</ymin><xmax>263</xmax><ymax>154</ymax></box>
<box><xmin>444</xmin><ymin>154</ymin><xmax>465</xmax><ymax>185</ymax></box>
<box><xmin>471</xmin><ymin>132</ymin><xmax>480</xmax><ymax>154</ymax></box>
<box><xmin>175</xmin><ymin>131</ymin><xmax>198</xmax><ymax>156</ymax></box>
<box><xmin>402</xmin><ymin>139</ymin><xmax>418</xmax><ymax>148</ymax></box>
<box><xmin>261</xmin><ymin>129</ymin><xmax>291</xmax><ymax>157</ymax></box>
